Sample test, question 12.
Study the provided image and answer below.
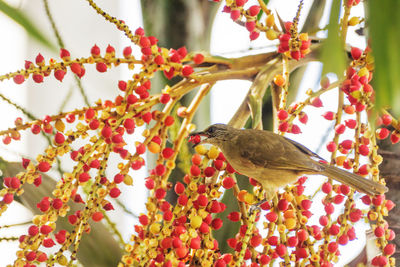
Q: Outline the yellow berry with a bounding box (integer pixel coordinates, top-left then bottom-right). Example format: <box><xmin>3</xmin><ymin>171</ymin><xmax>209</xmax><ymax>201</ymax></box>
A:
<box><xmin>195</xmin><ymin>144</ymin><xmax>207</xmax><ymax>155</ymax></box>
<box><xmin>207</xmin><ymin>146</ymin><xmax>219</xmax><ymax>159</ymax></box>
<box><xmin>348</xmin><ymin>16</ymin><xmax>360</xmax><ymax>26</ymax></box>
<box><xmin>358</xmin><ymin>67</ymin><xmax>369</xmax><ymax>77</ymax></box>
<box><xmin>190</xmin><ymin>216</ymin><xmax>203</xmax><ymax>228</ymax></box>
<box><xmin>266</xmin><ymin>14</ymin><xmax>275</xmax><ymax>27</ymax></box>
<box><xmin>244</xmin><ymin>192</ymin><xmax>256</xmax><ymax>204</ymax></box>
<box><xmin>285</xmin><ymin>217</ymin><xmax>297</xmax><ymax>230</ymax></box>
<box><xmin>57</xmin><ymin>255</ymin><xmax>68</xmax><ymax>266</ymax></box>
<box><xmin>350</xmin><ymin>90</ymin><xmax>362</xmax><ymax>99</ymax></box>
<box><xmin>299</xmin><ymin>33</ymin><xmax>308</xmax><ymax>41</ymax></box>
<box><xmin>266</xmin><ymin>29</ymin><xmax>277</xmax><ymax>40</ymax></box>
<box><xmin>124</xmin><ymin>175</ymin><xmax>133</xmax><ymax>185</ymax></box>
<box><xmin>149</xmin><ymin>223</ymin><xmax>161</xmax><ymax>234</ymax></box>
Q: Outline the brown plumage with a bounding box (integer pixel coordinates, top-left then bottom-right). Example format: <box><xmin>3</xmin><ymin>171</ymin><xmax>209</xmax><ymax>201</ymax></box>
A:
<box><xmin>190</xmin><ymin>124</ymin><xmax>387</xmax><ymax>199</ymax></box>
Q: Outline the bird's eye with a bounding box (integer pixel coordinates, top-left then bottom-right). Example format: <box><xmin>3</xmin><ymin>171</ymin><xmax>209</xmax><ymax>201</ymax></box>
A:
<box><xmin>207</xmin><ymin>126</ymin><xmax>216</xmax><ymax>134</ymax></box>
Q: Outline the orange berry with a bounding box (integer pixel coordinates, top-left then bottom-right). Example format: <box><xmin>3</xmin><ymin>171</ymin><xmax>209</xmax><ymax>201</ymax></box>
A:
<box><xmin>273</xmin><ymin>74</ymin><xmax>285</xmax><ymax>87</ymax></box>
<box><xmin>237</xmin><ymin>190</ymin><xmax>247</xmax><ymax>202</ymax></box>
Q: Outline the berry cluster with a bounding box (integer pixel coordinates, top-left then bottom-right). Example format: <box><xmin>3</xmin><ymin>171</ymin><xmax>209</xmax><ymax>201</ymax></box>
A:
<box><xmin>0</xmin><ymin>0</ymin><xmax>395</xmax><ymax>266</ymax></box>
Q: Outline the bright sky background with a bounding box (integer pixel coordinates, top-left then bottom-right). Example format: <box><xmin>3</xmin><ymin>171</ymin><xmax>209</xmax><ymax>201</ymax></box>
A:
<box><xmin>0</xmin><ymin>0</ymin><xmax>370</xmax><ymax>266</ymax></box>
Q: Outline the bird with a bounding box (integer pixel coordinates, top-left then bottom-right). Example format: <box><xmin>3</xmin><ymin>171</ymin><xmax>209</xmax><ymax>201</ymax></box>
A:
<box><xmin>189</xmin><ymin>123</ymin><xmax>388</xmax><ymax>199</ymax></box>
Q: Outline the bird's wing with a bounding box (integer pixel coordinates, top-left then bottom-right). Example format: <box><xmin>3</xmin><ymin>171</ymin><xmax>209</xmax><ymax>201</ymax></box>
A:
<box><xmin>237</xmin><ymin>130</ymin><xmax>323</xmax><ymax>172</ymax></box>
<box><xmin>284</xmin><ymin>137</ymin><xmax>326</xmax><ymax>161</ymax></box>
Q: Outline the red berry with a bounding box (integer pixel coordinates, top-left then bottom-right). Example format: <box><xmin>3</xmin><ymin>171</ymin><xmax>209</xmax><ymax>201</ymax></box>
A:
<box><xmin>372</xmin><ymin>194</ymin><xmax>385</xmax><ymax>206</ymax></box>
<box><xmin>60</xmin><ymin>48</ymin><xmax>70</xmax><ymax>60</ymax></box>
<box><xmin>212</xmin><ymin>218</ymin><xmax>223</xmax><ymax>230</ymax></box>
<box><xmin>381</xmin><ymin>114</ymin><xmax>392</xmax><ymax>125</ymax></box>
<box><xmin>155</xmin><ymin>188</ymin><xmax>166</xmax><ymax>199</ymax></box>
<box><xmin>376</xmin><ymin>128</ymin><xmax>390</xmax><ymax>139</ymax></box>
<box><xmin>155</xmin><ymin>164</ymin><xmax>166</xmax><ymax>176</ymax></box>
<box><xmin>177</xmin><ymin>47</ymin><xmax>187</xmax><ymax>58</ymax></box>
<box><xmin>248</xmin><ymin>5</ymin><xmax>261</xmax><ymax>16</ymax></box>
<box><xmin>160</xmin><ymin>93</ymin><xmax>171</xmax><ymax>104</ymax></box>
<box><xmin>344</xmin><ymin>119</ymin><xmax>357</xmax><ymax>129</ymax></box>
<box><xmin>92</xmin><ymin>211</ymin><xmax>103</xmax><ymax>222</ymax></box>
<box><xmin>340</xmin><ymin>139</ymin><xmax>353</xmax><ymax>150</ymax></box>
<box><xmin>13</xmin><ymin>74</ymin><xmax>25</xmax><ymax>84</ymax></box>
<box><xmin>33</xmin><ymin>74</ymin><xmax>44</xmax><ymax>83</ymax></box>
<box><xmin>326</xmin><ymin>141</ymin><xmax>337</xmax><ymax>152</ymax></box>
<box><xmin>52</xmin><ymin>198</ymin><xmax>63</xmax><ymax>209</ymax></box>
<box><xmin>182</xmin><ymin>65</ymin><xmax>194</xmax><ymax>76</ymax></box>
<box><xmin>10</xmin><ymin>177</ymin><xmax>21</xmax><ymax>189</ymax></box>
<box><xmin>249</xmin><ymin>31</ymin><xmax>260</xmax><ymax>40</ymax></box>
<box><xmin>383</xmin><ymin>243</ymin><xmax>395</xmax><ymax>256</ymax></box>
<box><xmin>374</xmin><ymin>226</ymin><xmax>384</xmax><ymax>237</ymax></box>
<box><xmin>28</xmin><ymin>225</ymin><xmax>39</xmax><ymax>236</ymax></box>
<box><xmin>54</xmin><ymin>69</ymin><xmax>66</xmax><ymax>81</ymax></box>
<box><xmin>222</xmin><ymin>176</ymin><xmax>235</xmax><ymax>189</ymax></box>
<box><xmin>70</xmin><ymin>63</ymin><xmax>82</xmax><ymax>75</ymax></box>
<box><xmin>245</xmin><ymin>21</ymin><xmax>256</xmax><ymax>32</ymax></box>
<box><xmin>290</xmin><ymin>50</ymin><xmax>301</xmax><ymax>60</ymax></box>
<box><xmin>277</xmin><ymin>199</ymin><xmax>289</xmax><ymax>211</ymax></box>
<box><xmin>276</xmin><ymin>244</ymin><xmax>287</xmax><ymax>257</ymax></box>
<box><xmin>40</xmin><ymin>225</ymin><xmax>53</xmax><ymax>234</ymax></box>
<box><xmin>324</xmin><ymin>203</ymin><xmax>334</xmax><ymax>214</ymax></box>
<box><xmin>135</xmin><ymin>27</ymin><xmax>145</xmax><ymax>36</ymax></box>
<box><xmin>193</xmin><ymin>53</ymin><xmax>204</xmax><ymax>64</ymax></box>
<box><xmin>277</xmin><ymin>109</ymin><xmax>288</xmax><ymax>120</ymax></box>
<box><xmin>35</xmin><ymin>53</ymin><xmax>44</xmax><ymax>65</ymax></box>
<box><xmin>297</xmin><ymin>229</ymin><xmax>309</xmax><ymax>242</ymax></box>
<box><xmin>101</xmin><ymin>126</ymin><xmax>112</xmax><ymax>139</ymax></box>
<box><xmin>109</xmin><ymin>187</ymin><xmax>121</xmax><ymax>198</ymax></box>
<box><xmin>349</xmin><ymin>209</ymin><xmax>362</xmax><ymax>222</ymax></box>
<box><xmin>311</xmin><ymin>97</ymin><xmax>323</xmax><ymax>107</ymax></box>
<box><xmin>79</xmin><ymin>172</ymin><xmax>90</xmax><ymax>182</ymax></box>
<box><xmin>335</xmin><ymin>124</ymin><xmax>346</xmax><ymax>134</ymax></box>
<box><xmin>154</xmin><ymin>55</ymin><xmax>164</xmax><ymax>65</ymax></box>
<box><xmin>190</xmin><ymin>165</ymin><xmax>201</xmax><ymax>176</ymax></box>
<box><xmin>328</xmin><ymin>241</ymin><xmax>338</xmax><ymax>253</ymax></box>
<box><xmin>26</xmin><ymin>251</ymin><xmax>36</xmax><ymax>261</ymax></box>
<box><xmin>54</xmin><ymin>132</ymin><xmax>65</xmax><ymax>144</ymax></box>
<box><xmin>123</xmin><ymin>46</ymin><xmax>132</xmax><ymax>58</ymax></box>
<box><xmin>230</xmin><ymin>9</ymin><xmax>241</xmax><ymax>21</ymax></box>
<box><xmin>301</xmin><ymin>199</ymin><xmax>312</xmax><ymax>210</ymax></box>
<box><xmin>204</xmin><ymin>166</ymin><xmax>216</xmax><ymax>177</ymax></box>
<box><xmin>278</xmin><ymin>121</ymin><xmax>289</xmax><ymax>132</ymax></box>
<box><xmin>227</xmin><ymin>211</ymin><xmax>241</xmax><ymax>222</ymax></box>
<box><xmin>91</xmin><ymin>44</ymin><xmax>100</xmax><ymax>57</ymax></box>
<box><xmin>31</xmin><ymin>124</ymin><xmax>41</xmax><ymax>134</ymax></box>
<box><xmin>287</xmin><ymin>236</ymin><xmax>298</xmax><ymax>247</ymax></box>
<box><xmin>96</xmin><ymin>62</ymin><xmax>107</xmax><ymax>72</ymax></box>
<box><xmin>338</xmin><ymin>234</ymin><xmax>348</xmax><ymax>245</ymax></box>
<box><xmin>38</xmin><ymin>161</ymin><xmax>51</xmax><ymax>172</ymax></box>
<box><xmin>351</xmin><ymin>47</ymin><xmax>362</xmax><ymax>60</ymax></box>
<box><xmin>298</xmin><ymin>112</ymin><xmax>308</xmax><ymax>124</ymax></box>
<box><xmin>197</xmin><ymin>194</ymin><xmax>208</xmax><ymax>207</ymax></box>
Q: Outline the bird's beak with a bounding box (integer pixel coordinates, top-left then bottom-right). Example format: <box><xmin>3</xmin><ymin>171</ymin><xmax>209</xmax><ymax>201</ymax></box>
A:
<box><xmin>188</xmin><ymin>131</ymin><xmax>210</xmax><ymax>147</ymax></box>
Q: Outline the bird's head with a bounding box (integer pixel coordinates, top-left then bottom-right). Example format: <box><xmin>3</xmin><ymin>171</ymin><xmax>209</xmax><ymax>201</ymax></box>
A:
<box><xmin>189</xmin><ymin>123</ymin><xmax>233</xmax><ymax>147</ymax></box>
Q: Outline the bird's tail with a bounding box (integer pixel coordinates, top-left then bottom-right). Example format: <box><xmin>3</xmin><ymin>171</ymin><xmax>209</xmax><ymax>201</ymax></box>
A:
<box><xmin>320</xmin><ymin>164</ymin><xmax>388</xmax><ymax>196</ymax></box>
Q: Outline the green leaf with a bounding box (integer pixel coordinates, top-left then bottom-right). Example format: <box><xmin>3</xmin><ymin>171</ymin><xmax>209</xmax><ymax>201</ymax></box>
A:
<box><xmin>0</xmin><ymin>0</ymin><xmax>56</xmax><ymax>50</ymax></box>
<box><xmin>320</xmin><ymin>0</ymin><xmax>346</xmax><ymax>76</ymax></box>
<box><xmin>257</xmin><ymin>0</ymin><xmax>269</xmax><ymax>21</ymax></box>
<box><xmin>367</xmin><ymin>1</ymin><xmax>400</xmax><ymax>116</ymax></box>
